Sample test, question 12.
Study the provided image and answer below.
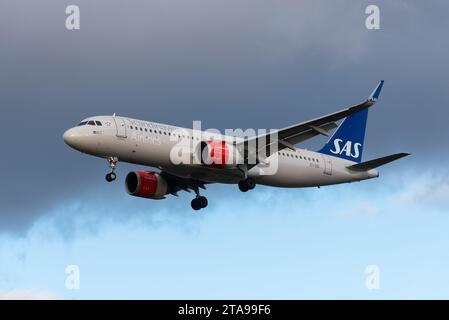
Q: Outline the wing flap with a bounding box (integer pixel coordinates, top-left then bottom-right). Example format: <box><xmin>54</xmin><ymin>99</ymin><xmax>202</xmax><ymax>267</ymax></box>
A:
<box><xmin>285</xmin><ymin>122</ymin><xmax>338</xmax><ymax>145</ymax></box>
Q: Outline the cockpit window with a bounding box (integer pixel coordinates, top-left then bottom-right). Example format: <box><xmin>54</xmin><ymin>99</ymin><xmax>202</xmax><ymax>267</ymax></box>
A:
<box><xmin>95</xmin><ymin>121</ymin><xmax>102</xmax><ymax>126</ymax></box>
<box><xmin>87</xmin><ymin>120</ymin><xmax>96</xmax><ymax>126</ymax></box>
<box><xmin>78</xmin><ymin>121</ymin><xmax>88</xmax><ymax>126</ymax></box>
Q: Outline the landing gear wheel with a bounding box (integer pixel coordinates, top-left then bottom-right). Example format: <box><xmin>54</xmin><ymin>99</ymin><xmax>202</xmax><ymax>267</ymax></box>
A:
<box><xmin>191</xmin><ymin>198</ymin><xmax>201</xmax><ymax>210</ymax></box>
<box><xmin>105</xmin><ymin>172</ymin><xmax>116</xmax><ymax>182</ymax></box>
<box><xmin>238</xmin><ymin>180</ymin><xmax>249</xmax><ymax>192</ymax></box>
<box><xmin>105</xmin><ymin>156</ymin><xmax>118</xmax><ymax>182</ymax></box>
<box><xmin>191</xmin><ymin>196</ymin><xmax>208</xmax><ymax>210</ymax></box>
<box><xmin>238</xmin><ymin>177</ymin><xmax>256</xmax><ymax>192</ymax></box>
<box><xmin>197</xmin><ymin>196</ymin><xmax>208</xmax><ymax>208</ymax></box>
<box><xmin>190</xmin><ymin>184</ymin><xmax>208</xmax><ymax>210</ymax></box>
<box><xmin>245</xmin><ymin>177</ymin><xmax>256</xmax><ymax>190</ymax></box>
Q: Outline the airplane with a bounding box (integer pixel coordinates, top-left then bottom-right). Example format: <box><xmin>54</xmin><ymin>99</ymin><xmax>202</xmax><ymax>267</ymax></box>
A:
<box><xmin>63</xmin><ymin>80</ymin><xmax>409</xmax><ymax>210</ymax></box>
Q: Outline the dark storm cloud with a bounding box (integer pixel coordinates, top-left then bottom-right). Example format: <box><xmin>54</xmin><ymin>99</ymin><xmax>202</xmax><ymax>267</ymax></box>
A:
<box><xmin>0</xmin><ymin>0</ymin><xmax>448</xmax><ymax>234</ymax></box>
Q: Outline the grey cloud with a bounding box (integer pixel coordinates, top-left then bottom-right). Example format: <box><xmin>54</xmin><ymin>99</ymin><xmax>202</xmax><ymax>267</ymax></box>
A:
<box><xmin>0</xmin><ymin>0</ymin><xmax>448</xmax><ymax>234</ymax></box>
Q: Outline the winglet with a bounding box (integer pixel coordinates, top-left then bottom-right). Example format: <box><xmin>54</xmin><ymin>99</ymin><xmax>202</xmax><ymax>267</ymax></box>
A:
<box><xmin>367</xmin><ymin>80</ymin><xmax>384</xmax><ymax>102</ymax></box>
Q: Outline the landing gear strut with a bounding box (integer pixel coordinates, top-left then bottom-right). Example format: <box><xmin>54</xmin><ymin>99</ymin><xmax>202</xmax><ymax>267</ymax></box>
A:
<box><xmin>191</xmin><ymin>186</ymin><xmax>208</xmax><ymax>210</ymax></box>
<box><xmin>238</xmin><ymin>177</ymin><xmax>256</xmax><ymax>192</ymax></box>
<box><xmin>105</xmin><ymin>156</ymin><xmax>118</xmax><ymax>182</ymax></box>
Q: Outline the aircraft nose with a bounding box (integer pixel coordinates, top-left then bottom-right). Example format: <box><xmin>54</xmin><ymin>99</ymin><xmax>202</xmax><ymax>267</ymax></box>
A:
<box><xmin>63</xmin><ymin>128</ymin><xmax>79</xmax><ymax>148</ymax></box>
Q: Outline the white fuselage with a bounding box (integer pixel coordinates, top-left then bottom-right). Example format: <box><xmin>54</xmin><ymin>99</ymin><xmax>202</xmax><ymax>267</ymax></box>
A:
<box><xmin>63</xmin><ymin>115</ymin><xmax>378</xmax><ymax>187</ymax></box>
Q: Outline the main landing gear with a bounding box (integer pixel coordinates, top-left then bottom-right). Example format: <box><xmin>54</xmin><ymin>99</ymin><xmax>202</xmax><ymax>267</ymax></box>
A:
<box><xmin>105</xmin><ymin>156</ymin><xmax>118</xmax><ymax>182</ymax></box>
<box><xmin>191</xmin><ymin>186</ymin><xmax>208</xmax><ymax>210</ymax></box>
<box><xmin>191</xmin><ymin>196</ymin><xmax>208</xmax><ymax>211</ymax></box>
<box><xmin>238</xmin><ymin>177</ymin><xmax>256</xmax><ymax>192</ymax></box>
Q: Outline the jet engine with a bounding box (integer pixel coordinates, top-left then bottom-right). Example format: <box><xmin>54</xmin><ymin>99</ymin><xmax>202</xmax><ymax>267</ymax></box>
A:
<box><xmin>197</xmin><ymin>140</ymin><xmax>243</xmax><ymax>168</ymax></box>
<box><xmin>125</xmin><ymin>171</ymin><xmax>168</xmax><ymax>199</ymax></box>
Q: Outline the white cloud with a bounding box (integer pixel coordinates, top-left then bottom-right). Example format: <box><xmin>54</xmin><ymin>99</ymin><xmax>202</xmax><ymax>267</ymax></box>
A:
<box><xmin>395</xmin><ymin>174</ymin><xmax>449</xmax><ymax>211</ymax></box>
<box><xmin>0</xmin><ymin>289</ymin><xmax>58</xmax><ymax>300</ymax></box>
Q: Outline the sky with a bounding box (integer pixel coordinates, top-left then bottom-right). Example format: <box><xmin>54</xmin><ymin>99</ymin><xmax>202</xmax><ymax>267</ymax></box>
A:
<box><xmin>0</xmin><ymin>0</ymin><xmax>449</xmax><ymax>299</ymax></box>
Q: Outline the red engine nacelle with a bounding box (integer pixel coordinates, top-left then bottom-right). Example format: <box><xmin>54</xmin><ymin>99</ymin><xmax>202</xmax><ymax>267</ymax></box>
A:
<box><xmin>199</xmin><ymin>140</ymin><xmax>241</xmax><ymax>168</ymax></box>
<box><xmin>125</xmin><ymin>171</ymin><xmax>168</xmax><ymax>199</ymax></box>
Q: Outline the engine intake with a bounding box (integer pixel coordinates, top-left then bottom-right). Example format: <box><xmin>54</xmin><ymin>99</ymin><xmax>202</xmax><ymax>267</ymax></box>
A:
<box><xmin>125</xmin><ymin>171</ymin><xmax>168</xmax><ymax>199</ymax></box>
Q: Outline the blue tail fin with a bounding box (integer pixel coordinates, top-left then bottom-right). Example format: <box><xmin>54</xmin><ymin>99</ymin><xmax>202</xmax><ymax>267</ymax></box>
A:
<box><xmin>318</xmin><ymin>109</ymin><xmax>368</xmax><ymax>162</ymax></box>
<box><xmin>318</xmin><ymin>81</ymin><xmax>384</xmax><ymax>163</ymax></box>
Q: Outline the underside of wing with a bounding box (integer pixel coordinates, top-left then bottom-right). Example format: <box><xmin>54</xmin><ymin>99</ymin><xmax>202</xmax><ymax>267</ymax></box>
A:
<box><xmin>160</xmin><ymin>165</ymin><xmax>244</xmax><ymax>195</ymax></box>
<box><xmin>159</xmin><ymin>170</ymin><xmax>209</xmax><ymax>196</ymax></box>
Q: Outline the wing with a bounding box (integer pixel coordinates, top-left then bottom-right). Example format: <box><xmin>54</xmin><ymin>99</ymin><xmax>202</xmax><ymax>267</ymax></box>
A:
<box><xmin>239</xmin><ymin>80</ymin><xmax>385</xmax><ymax>162</ymax></box>
<box><xmin>159</xmin><ymin>171</ymin><xmax>210</xmax><ymax>196</ymax></box>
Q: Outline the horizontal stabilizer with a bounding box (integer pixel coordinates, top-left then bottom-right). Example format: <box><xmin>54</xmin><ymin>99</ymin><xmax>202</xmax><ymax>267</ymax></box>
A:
<box><xmin>347</xmin><ymin>153</ymin><xmax>410</xmax><ymax>171</ymax></box>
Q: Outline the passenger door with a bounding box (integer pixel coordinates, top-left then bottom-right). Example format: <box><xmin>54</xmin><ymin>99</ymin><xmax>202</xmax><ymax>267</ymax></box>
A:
<box><xmin>113</xmin><ymin>116</ymin><xmax>127</xmax><ymax>138</ymax></box>
<box><xmin>321</xmin><ymin>154</ymin><xmax>332</xmax><ymax>175</ymax></box>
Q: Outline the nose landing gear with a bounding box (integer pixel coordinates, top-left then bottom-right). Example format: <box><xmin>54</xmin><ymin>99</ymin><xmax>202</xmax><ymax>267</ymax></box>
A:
<box><xmin>105</xmin><ymin>172</ymin><xmax>116</xmax><ymax>182</ymax></box>
<box><xmin>105</xmin><ymin>156</ymin><xmax>118</xmax><ymax>182</ymax></box>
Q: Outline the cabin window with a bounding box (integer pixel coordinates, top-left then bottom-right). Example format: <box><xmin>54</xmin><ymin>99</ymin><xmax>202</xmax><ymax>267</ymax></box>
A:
<box><xmin>95</xmin><ymin>121</ymin><xmax>102</xmax><ymax>126</ymax></box>
<box><xmin>87</xmin><ymin>120</ymin><xmax>96</xmax><ymax>126</ymax></box>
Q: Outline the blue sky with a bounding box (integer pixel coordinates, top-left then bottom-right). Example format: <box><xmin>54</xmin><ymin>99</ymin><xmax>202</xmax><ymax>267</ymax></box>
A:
<box><xmin>1</xmin><ymin>0</ymin><xmax>449</xmax><ymax>299</ymax></box>
<box><xmin>2</xmin><ymin>166</ymin><xmax>449</xmax><ymax>299</ymax></box>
